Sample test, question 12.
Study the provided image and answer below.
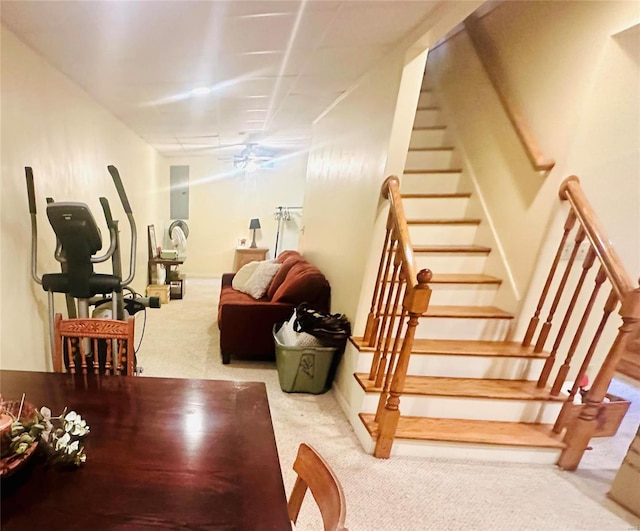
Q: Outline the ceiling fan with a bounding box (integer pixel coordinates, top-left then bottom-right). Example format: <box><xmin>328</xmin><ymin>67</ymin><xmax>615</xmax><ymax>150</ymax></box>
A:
<box><xmin>232</xmin><ymin>143</ymin><xmax>276</xmax><ymax>171</ymax></box>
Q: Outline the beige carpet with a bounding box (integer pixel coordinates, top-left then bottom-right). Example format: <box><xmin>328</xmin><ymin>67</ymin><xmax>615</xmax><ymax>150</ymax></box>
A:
<box><xmin>136</xmin><ymin>277</ymin><xmax>640</xmax><ymax>531</ymax></box>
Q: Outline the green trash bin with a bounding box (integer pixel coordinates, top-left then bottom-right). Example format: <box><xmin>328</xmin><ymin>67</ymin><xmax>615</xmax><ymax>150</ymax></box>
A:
<box><xmin>273</xmin><ymin>324</ymin><xmax>337</xmax><ymax>394</ymax></box>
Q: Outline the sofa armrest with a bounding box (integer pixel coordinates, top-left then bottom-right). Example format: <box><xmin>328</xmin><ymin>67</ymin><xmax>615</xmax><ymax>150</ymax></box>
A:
<box><xmin>221</xmin><ymin>273</ymin><xmax>235</xmax><ymax>288</ymax></box>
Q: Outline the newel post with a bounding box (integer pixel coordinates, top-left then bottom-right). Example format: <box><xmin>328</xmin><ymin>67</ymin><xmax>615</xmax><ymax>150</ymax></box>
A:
<box><xmin>374</xmin><ymin>269</ymin><xmax>431</xmax><ymax>458</ymax></box>
<box><xmin>557</xmin><ymin>285</ymin><xmax>640</xmax><ymax>470</ymax></box>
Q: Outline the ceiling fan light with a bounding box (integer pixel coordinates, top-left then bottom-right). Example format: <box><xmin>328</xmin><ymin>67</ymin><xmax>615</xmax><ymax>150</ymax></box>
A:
<box><xmin>245</xmin><ymin>160</ymin><xmax>259</xmax><ymax>173</ymax></box>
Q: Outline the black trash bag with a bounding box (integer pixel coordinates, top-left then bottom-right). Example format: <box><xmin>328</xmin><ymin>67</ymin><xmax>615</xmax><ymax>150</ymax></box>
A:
<box><xmin>293</xmin><ymin>302</ymin><xmax>351</xmax><ymax>348</ymax></box>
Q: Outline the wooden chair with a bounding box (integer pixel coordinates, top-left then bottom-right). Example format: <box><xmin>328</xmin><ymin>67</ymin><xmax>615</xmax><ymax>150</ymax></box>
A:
<box><xmin>288</xmin><ymin>443</ymin><xmax>348</xmax><ymax>531</ymax></box>
<box><xmin>53</xmin><ymin>313</ymin><xmax>135</xmax><ymax>375</ymax></box>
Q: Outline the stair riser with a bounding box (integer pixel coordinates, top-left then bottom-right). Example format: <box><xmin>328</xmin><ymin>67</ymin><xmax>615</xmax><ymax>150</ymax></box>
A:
<box><xmin>417</xmin><ymin>91</ymin><xmax>438</xmax><ymax>107</ymax></box>
<box><xmin>409</xmin><ymin>129</ymin><xmax>447</xmax><ymax>148</ymax></box>
<box><xmin>402</xmin><ymin>196</ymin><xmax>469</xmax><ymax>218</ymax></box>
<box><xmin>414</xmin><ymin>317</ymin><xmax>511</xmax><ymax>341</ymax></box>
<box><xmin>361</xmin><ymin>393</ymin><xmax>562</xmax><ymax>424</ymax></box>
<box><xmin>408</xmin><ymin>224</ymin><xmax>478</xmax><ymax>243</ymax></box>
<box><xmin>414</xmin><ymin>254</ymin><xmax>488</xmax><ymax>274</ymax></box>
<box><xmin>427</xmin><ymin>284</ymin><xmax>499</xmax><ymax>306</ymax></box>
<box><xmin>401</xmin><ymin>172</ymin><xmax>462</xmax><ymax>194</ymax></box>
<box><xmin>356</xmin><ymin>352</ymin><xmax>546</xmax><ymax>380</ymax></box>
<box><xmin>387</xmin><ymin>439</ymin><xmax>562</xmax><ymax>464</ymax></box>
<box><xmin>414</xmin><ymin>109</ymin><xmax>441</xmax><ymax>127</ymax></box>
<box><xmin>405</xmin><ymin>150</ymin><xmax>454</xmax><ymax>170</ymax></box>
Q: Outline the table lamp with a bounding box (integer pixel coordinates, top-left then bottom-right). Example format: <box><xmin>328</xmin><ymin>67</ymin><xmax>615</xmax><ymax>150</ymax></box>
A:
<box><xmin>249</xmin><ymin>218</ymin><xmax>261</xmax><ymax>248</ymax></box>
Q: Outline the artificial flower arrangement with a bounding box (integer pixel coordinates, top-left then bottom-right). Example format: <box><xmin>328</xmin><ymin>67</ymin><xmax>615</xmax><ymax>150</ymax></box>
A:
<box><xmin>1</xmin><ymin>395</ymin><xmax>90</xmax><ymax>469</ymax></box>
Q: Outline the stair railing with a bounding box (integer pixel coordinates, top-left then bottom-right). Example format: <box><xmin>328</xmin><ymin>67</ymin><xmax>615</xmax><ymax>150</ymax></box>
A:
<box><xmin>521</xmin><ymin>175</ymin><xmax>640</xmax><ymax>470</ymax></box>
<box><xmin>364</xmin><ymin>175</ymin><xmax>432</xmax><ymax>458</ymax></box>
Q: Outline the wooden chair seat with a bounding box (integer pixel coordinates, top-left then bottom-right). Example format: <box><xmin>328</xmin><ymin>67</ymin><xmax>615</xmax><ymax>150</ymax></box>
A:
<box><xmin>288</xmin><ymin>443</ymin><xmax>347</xmax><ymax>531</ymax></box>
<box><xmin>53</xmin><ymin>313</ymin><xmax>135</xmax><ymax>375</ymax></box>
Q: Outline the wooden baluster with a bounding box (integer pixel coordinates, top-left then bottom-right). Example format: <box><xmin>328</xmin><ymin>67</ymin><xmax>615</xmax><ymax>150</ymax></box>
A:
<box><xmin>538</xmin><ymin>240</ymin><xmax>594</xmax><ymax>387</ymax></box>
<box><xmin>364</xmin><ymin>211</ymin><xmax>393</xmax><ymax>344</ymax></box>
<box><xmin>374</xmin><ymin>257</ymin><xmax>404</xmax><ymax>387</ymax></box>
<box><xmin>374</xmin><ymin>269</ymin><xmax>431</xmax><ymax>459</ymax></box>
<box><xmin>523</xmin><ymin>211</ymin><xmax>577</xmax><ymax>346</ymax></box>
<box><xmin>551</xmin><ymin>263</ymin><xmax>605</xmax><ymax>395</ymax></box>
<box><xmin>67</xmin><ymin>337</ymin><xmax>76</xmax><ymax>374</ymax></box>
<box><xmin>369</xmin><ymin>236</ymin><xmax>398</xmax><ymax>374</ymax></box>
<box><xmin>375</xmin><ymin>307</ymin><xmax>408</xmax><ymax>425</ymax></box>
<box><xmin>557</xmin><ymin>286</ymin><xmax>640</xmax><ymax>470</ymax></box>
<box><xmin>553</xmin><ymin>286</ymin><xmax>617</xmax><ymax>432</ymax></box>
<box><xmin>79</xmin><ymin>336</ymin><xmax>88</xmax><ymax>375</ymax></box>
<box><xmin>370</xmin><ymin>259</ymin><xmax>399</xmax><ymax>381</ymax></box>
<box><xmin>535</xmin><ymin>226</ymin><xmax>586</xmax><ymax>354</ymax></box>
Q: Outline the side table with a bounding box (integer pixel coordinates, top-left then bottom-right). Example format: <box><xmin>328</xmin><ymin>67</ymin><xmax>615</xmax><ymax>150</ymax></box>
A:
<box><xmin>233</xmin><ymin>248</ymin><xmax>268</xmax><ymax>272</ymax></box>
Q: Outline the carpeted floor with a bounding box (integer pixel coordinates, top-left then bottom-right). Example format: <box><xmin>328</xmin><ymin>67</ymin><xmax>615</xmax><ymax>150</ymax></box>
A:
<box><xmin>136</xmin><ymin>277</ymin><xmax>640</xmax><ymax>531</ymax></box>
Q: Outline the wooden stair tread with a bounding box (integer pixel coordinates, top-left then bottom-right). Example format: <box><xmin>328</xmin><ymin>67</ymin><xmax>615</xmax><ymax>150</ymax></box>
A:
<box><xmin>355</xmin><ymin>374</ymin><xmax>565</xmax><ymax>401</ymax></box>
<box><xmin>359</xmin><ymin>414</ymin><xmax>565</xmax><ymax>449</ymax></box>
<box><xmin>407</xmin><ymin>218</ymin><xmax>481</xmax><ymax>225</ymax></box>
<box><xmin>425</xmin><ymin>305</ymin><xmax>513</xmax><ymax>319</ymax></box>
<box><xmin>382</xmin><ymin>273</ymin><xmax>501</xmax><ymax>285</ymax></box>
<box><xmin>413</xmin><ymin>244</ymin><xmax>491</xmax><ymax>253</ymax></box>
<box><xmin>401</xmin><ymin>193</ymin><xmax>471</xmax><ymax>199</ymax></box>
<box><xmin>350</xmin><ymin>338</ymin><xmax>548</xmax><ymax>359</ymax></box>
<box><xmin>382</xmin><ymin>305</ymin><xmax>511</xmax><ymax>319</ymax></box>
<box><xmin>412</xmin><ymin>125</ymin><xmax>446</xmax><ymax>131</ymax></box>
<box><xmin>404</xmin><ymin>169</ymin><xmax>462</xmax><ymax>174</ymax></box>
<box><xmin>408</xmin><ymin>146</ymin><xmax>455</xmax><ymax>151</ymax></box>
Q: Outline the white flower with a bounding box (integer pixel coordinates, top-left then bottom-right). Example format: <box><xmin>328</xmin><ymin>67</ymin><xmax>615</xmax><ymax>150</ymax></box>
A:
<box><xmin>67</xmin><ymin>440</ymin><xmax>80</xmax><ymax>454</ymax></box>
<box><xmin>64</xmin><ymin>411</ymin><xmax>78</xmax><ymax>423</ymax></box>
<box><xmin>55</xmin><ymin>432</ymin><xmax>71</xmax><ymax>451</ymax></box>
<box><xmin>71</xmin><ymin>419</ymin><xmax>89</xmax><ymax>437</ymax></box>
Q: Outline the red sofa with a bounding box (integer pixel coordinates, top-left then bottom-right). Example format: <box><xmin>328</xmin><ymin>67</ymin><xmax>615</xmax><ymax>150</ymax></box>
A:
<box><xmin>218</xmin><ymin>250</ymin><xmax>331</xmax><ymax>364</ymax></box>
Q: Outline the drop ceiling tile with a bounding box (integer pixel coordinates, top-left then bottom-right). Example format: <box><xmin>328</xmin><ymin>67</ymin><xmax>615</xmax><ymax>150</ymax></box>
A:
<box><xmin>300</xmin><ymin>45</ymin><xmax>388</xmax><ymax>78</ymax></box>
<box><xmin>321</xmin><ymin>2</ymin><xmax>439</xmax><ymax>47</ymax></box>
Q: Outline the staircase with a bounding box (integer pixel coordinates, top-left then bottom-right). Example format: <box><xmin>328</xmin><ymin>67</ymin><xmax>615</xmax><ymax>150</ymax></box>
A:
<box><xmin>350</xmin><ymin>88</ymin><xmax>566</xmax><ymax>464</ymax></box>
<box><xmin>348</xmin><ymin>85</ymin><xmax>640</xmax><ymax>468</ymax></box>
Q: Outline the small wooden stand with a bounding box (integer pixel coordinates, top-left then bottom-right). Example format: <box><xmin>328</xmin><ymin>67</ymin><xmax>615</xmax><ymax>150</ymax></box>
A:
<box><xmin>233</xmin><ymin>247</ymin><xmax>268</xmax><ymax>272</ymax></box>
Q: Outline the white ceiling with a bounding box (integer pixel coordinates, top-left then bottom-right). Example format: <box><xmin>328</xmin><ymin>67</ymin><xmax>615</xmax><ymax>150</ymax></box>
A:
<box><xmin>1</xmin><ymin>0</ymin><xmax>443</xmax><ymax>158</ymax></box>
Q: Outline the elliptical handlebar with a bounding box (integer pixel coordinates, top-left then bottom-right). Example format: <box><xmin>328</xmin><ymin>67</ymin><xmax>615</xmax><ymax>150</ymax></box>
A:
<box><xmin>90</xmin><ymin>197</ymin><xmax>118</xmax><ymax>264</ymax></box>
<box><xmin>107</xmin><ymin>165</ymin><xmax>136</xmax><ymax>287</ymax></box>
<box><xmin>25</xmin><ymin>167</ymin><xmax>42</xmax><ymax>285</ymax></box>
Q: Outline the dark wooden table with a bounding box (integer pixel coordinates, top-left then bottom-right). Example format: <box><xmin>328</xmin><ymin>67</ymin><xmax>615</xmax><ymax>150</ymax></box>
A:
<box><xmin>0</xmin><ymin>370</ymin><xmax>291</xmax><ymax>530</ymax></box>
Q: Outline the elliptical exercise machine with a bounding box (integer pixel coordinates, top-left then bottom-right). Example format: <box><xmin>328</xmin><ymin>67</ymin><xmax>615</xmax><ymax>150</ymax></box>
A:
<box><xmin>26</xmin><ymin>165</ymin><xmax>157</xmax><ymax>373</ymax></box>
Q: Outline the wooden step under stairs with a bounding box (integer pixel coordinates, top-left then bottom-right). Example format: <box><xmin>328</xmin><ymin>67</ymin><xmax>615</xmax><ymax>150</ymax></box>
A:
<box><xmin>351</xmin><ymin>88</ymin><xmax>567</xmax><ymax>464</ymax></box>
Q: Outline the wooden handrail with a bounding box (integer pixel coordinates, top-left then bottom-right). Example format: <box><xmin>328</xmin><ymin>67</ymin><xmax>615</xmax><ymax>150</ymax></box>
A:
<box><xmin>559</xmin><ymin>176</ymin><xmax>634</xmax><ymax>299</ymax></box>
<box><xmin>381</xmin><ymin>175</ymin><xmax>420</xmax><ymax>290</ymax></box>
<box><xmin>464</xmin><ymin>13</ymin><xmax>555</xmax><ymax>172</ymax></box>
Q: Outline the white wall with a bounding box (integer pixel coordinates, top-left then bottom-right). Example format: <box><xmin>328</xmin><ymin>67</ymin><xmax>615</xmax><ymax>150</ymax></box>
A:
<box><xmin>0</xmin><ymin>26</ymin><xmax>168</xmax><ymax>371</ymax></box>
<box><xmin>161</xmin><ymin>152</ymin><xmax>308</xmax><ymax>276</ymax></box>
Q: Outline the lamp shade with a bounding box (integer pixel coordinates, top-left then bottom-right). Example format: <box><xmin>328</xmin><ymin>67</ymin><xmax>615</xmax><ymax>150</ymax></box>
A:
<box><xmin>249</xmin><ymin>218</ymin><xmax>261</xmax><ymax>230</ymax></box>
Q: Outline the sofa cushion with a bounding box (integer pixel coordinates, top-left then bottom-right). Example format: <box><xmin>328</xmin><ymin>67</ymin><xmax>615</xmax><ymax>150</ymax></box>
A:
<box><xmin>271</xmin><ymin>262</ymin><xmax>329</xmax><ymax>306</ymax></box>
<box><xmin>240</xmin><ymin>261</ymin><xmax>281</xmax><ymax>299</ymax></box>
<box><xmin>231</xmin><ymin>260</ymin><xmax>261</xmax><ymax>291</ymax></box>
<box><xmin>266</xmin><ymin>254</ymin><xmax>305</xmax><ymax>300</ymax></box>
